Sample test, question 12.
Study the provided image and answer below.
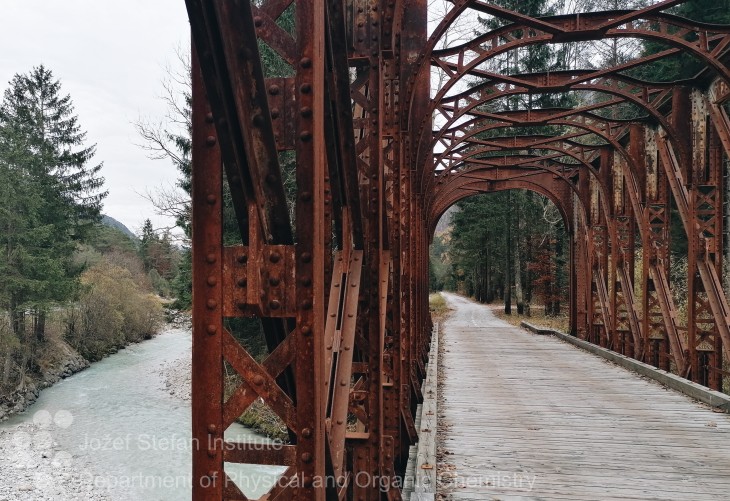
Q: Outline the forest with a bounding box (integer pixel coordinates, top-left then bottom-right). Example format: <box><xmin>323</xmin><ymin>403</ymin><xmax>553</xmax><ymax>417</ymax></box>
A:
<box><xmin>428</xmin><ymin>0</ymin><xmax>730</xmax><ymax>328</ymax></box>
<box><xmin>0</xmin><ymin>66</ymin><xmax>181</xmax><ymax>418</ymax></box>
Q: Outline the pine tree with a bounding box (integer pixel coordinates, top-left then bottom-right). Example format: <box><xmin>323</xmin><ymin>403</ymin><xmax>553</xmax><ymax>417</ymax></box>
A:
<box><xmin>0</xmin><ymin>65</ymin><xmax>107</xmax><ymax>344</ymax></box>
<box><xmin>636</xmin><ymin>0</ymin><xmax>730</xmax><ymax>81</ymax></box>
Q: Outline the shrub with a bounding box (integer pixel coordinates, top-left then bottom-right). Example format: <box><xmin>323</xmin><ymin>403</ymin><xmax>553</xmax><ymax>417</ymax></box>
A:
<box><xmin>65</xmin><ymin>260</ymin><xmax>163</xmax><ymax>361</ymax></box>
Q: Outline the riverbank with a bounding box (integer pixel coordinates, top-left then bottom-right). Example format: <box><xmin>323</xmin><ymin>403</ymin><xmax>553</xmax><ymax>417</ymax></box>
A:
<box><xmin>157</xmin><ymin>340</ymin><xmax>288</xmax><ymax>442</ymax></box>
<box><xmin>0</xmin><ymin>336</ymin><xmax>90</xmax><ymax>423</ymax></box>
<box><xmin>0</xmin><ymin>420</ymin><xmax>111</xmax><ymax>501</ymax></box>
<box><xmin>0</xmin><ymin>326</ymin><xmax>194</xmax><ymax>501</ymax></box>
<box><xmin>1</xmin><ymin>311</ymin><xmax>189</xmax><ymax>424</ymax></box>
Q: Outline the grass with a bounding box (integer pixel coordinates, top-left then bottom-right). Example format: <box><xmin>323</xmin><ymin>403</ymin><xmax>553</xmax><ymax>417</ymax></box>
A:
<box><xmin>493</xmin><ymin>304</ymin><xmax>569</xmax><ymax>333</ymax></box>
<box><xmin>429</xmin><ymin>292</ymin><xmax>449</xmax><ymax>320</ymax></box>
<box><xmin>238</xmin><ymin>399</ymin><xmax>289</xmax><ymax>442</ymax></box>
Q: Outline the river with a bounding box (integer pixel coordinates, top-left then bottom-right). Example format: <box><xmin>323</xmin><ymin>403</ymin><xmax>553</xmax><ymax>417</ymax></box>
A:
<box><xmin>0</xmin><ymin>328</ymin><xmax>286</xmax><ymax>500</ymax></box>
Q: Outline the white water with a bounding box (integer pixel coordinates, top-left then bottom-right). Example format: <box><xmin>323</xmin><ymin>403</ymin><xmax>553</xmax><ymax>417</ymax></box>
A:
<box><xmin>0</xmin><ymin>328</ymin><xmax>285</xmax><ymax>500</ymax></box>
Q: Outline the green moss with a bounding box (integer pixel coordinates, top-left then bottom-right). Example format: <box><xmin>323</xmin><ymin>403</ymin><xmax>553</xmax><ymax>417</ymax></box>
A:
<box><xmin>237</xmin><ymin>399</ymin><xmax>289</xmax><ymax>443</ymax></box>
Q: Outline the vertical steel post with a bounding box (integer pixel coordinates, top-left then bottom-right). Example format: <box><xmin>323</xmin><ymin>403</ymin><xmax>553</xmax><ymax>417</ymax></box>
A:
<box><xmin>190</xmin><ymin>48</ymin><xmax>224</xmax><ymax>500</ymax></box>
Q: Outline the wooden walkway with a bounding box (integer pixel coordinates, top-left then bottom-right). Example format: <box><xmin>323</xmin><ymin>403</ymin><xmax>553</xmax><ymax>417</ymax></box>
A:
<box><xmin>437</xmin><ymin>293</ymin><xmax>730</xmax><ymax>501</ymax></box>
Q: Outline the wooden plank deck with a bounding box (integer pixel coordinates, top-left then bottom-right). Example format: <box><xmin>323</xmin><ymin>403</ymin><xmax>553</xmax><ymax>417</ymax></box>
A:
<box><xmin>437</xmin><ymin>292</ymin><xmax>730</xmax><ymax>501</ymax></box>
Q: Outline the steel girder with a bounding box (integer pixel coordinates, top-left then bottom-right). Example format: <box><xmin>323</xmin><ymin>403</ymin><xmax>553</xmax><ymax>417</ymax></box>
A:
<box><xmin>186</xmin><ymin>0</ymin><xmax>730</xmax><ymax>499</ymax></box>
<box><xmin>422</xmin><ymin>3</ymin><xmax>730</xmax><ymax>389</ymax></box>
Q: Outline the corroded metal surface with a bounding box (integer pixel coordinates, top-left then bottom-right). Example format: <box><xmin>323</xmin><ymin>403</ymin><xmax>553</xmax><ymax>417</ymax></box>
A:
<box><xmin>186</xmin><ymin>1</ymin><xmax>730</xmax><ymax>498</ymax></box>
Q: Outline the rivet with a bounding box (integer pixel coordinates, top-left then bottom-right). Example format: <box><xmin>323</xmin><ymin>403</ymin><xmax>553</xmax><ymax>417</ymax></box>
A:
<box><xmin>208</xmin><ymin>424</ymin><xmax>218</xmax><ymax>434</ymax></box>
<box><xmin>301</xmin><ymin>325</ymin><xmax>312</xmax><ymax>336</ymax></box>
<box><xmin>205</xmin><ymin>136</ymin><xmax>216</xmax><ymax>146</ymax></box>
<box><xmin>300</xmin><ymin>107</ymin><xmax>312</xmax><ymax>118</ymax></box>
<box><xmin>252</xmin><ymin>114</ymin><xmax>264</xmax><ymax>127</ymax></box>
<box><xmin>270</xmin><ymin>108</ymin><xmax>279</xmax><ymax>119</ymax></box>
<box><xmin>340</xmin><ymin>381</ymin><xmax>347</xmax><ymax>386</ymax></box>
<box><xmin>302</xmin><ymin>452</ymin><xmax>313</xmax><ymax>463</ymax></box>
<box><xmin>300</xmin><ymin>58</ymin><xmax>312</xmax><ymax>68</ymax></box>
<box><xmin>302</xmin><ymin>300</ymin><xmax>312</xmax><ymax>310</ymax></box>
<box><xmin>301</xmin><ymin>191</ymin><xmax>312</xmax><ymax>201</ymax></box>
<box><xmin>254</xmin><ymin>375</ymin><xmax>265</xmax><ymax>385</ymax></box>
<box><xmin>205</xmin><ymin>112</ymin><xmax>214</xmax><ymax>123</ymax></box>
<box><xmin>300</xmin><ymin>131</ymin><xmax>312</xmax><ymax>141</ymax></box>
<box><xmin>301</xmin><ymin>428</ymin><xmax>312</xmax><ymax>438</ymax></box>
<box><xmin>238</xmin><ymin>253</ymin><xmax>248</xmax><ymax>263</ymax></box>
<box><xmin>270</xmin><ymin>252</ymin><xmax>281</xmax><ymax>263</ymax></box>
<box><xmin>206</xmin><ymin>324</ymin><xmax>217</xmax><ymax>335</ymax></box>
<box><xmin>207</xmin><ymin>276</ymin><xmax>217</xmax><ymax>286</ymax></box>
<box><xmin>206</xmin><ymin>299</ymin><xmax>217</xmax><ymax>310</ymax></box>
<box><xmin>302</xmin><ymin>277</ymin><xmax>312</xmax><ymax>286</ymax></box>
<box><xmin>269</xmin><ymin>300</ymin><xmax>281</xmax><ymax>310</ymax></box>
<box><xmin>237</xmin><ymin>278</ymin><xmax>247</xmax><ymax>287</ymax></box>
<box><xmin>301</xmin><ymin>252</ymin><xmax>312</xmax><ymax>263</ymax></box>
<box><xmin>300</xmin><ymin>83</ymin><xmax>312</xmax><ymax>94</ymax></box>
<box><xmin>337</xmin><ymin>419</ymin><xmax>343</xmax><ymax>425</ymax></box>
<box><xmin>268</xmin><ymin>85</ymin><xmax>280</xmax><ymax>95</ymax></box>
<box><xmin>303</xmin><ymin>476</ymin><xmax>313</xmax><ymax>487</ymax></box>
<box><xmin>207</xmin><ymin>450</ymin><xmax>216</xmax><ymax>458</ymax></box>
<box><xmin>206</xmin><ymin>194</ymin><xmax>217</xmax><ymax>205</ymax></box>
<box><xmin>206</xmin><ymin>253</ymin><xmax>216</xmax><ymax>264</ymax></box>
<box><xmin>254</xmin><ymin>16</ymin><xmax>263</xmax><ymax>27</ymax></box>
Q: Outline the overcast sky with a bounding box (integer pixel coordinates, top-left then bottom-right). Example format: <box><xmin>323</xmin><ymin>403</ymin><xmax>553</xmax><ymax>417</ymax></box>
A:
<box><xmin>0</xmin><ymin>1</ymin><xmax>190</xmax><ymax>236</ymax></box>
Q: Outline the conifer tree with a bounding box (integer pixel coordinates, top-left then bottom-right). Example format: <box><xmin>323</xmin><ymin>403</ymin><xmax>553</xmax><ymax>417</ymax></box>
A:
<box><xmin>0</xmin><ymin>65</ymin><xmax>106</xmax><ymax>343</ymax></box>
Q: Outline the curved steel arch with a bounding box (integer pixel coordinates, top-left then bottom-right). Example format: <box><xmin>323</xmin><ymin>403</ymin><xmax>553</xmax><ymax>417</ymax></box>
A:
<box><xmin>407</xmin><ymin>6</ymin><xmax>730</xmax><ymax>125</ymax></box>
<box><xmin>409</xmin><ymin>7</ymin><xmax>730</xmax><ymax>188</ymax></box>
<box><xmin>423</xmin><ymin>102</ymin><xmax>641</xmax><ymax>180</ymax></box>
<box><xmin>427</xmin><ymin>142</ymin><xmax>604</xmax><ymax>216</ymax></box>
<box><xmin>429</xmin><ymin>77</ymin><xmax>676</xmax><ymax>162</ymax></box>
<box><xmin>433</xmin><ymin>133</ymin><xmax>605</xmax><ymax>174</ymax></box>
<box><xmin>429</xmin><ymin>172</ymin><xmax>577</xmax><ymax>239</ymax></box>
<box><xmin>422</xmin><ymin>111</ymin><xmax>647</xmax><ymax>222</ymax></box>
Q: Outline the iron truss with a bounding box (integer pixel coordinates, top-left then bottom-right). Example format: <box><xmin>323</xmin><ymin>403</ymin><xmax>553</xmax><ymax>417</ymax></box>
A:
<box><xmin>184</xmin><ymin>0</ymin><xmax>730</xmax><ymax>499</ymax></box>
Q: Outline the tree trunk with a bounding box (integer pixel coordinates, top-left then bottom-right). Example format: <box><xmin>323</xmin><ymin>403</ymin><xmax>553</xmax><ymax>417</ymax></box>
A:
<box><xmin>515</xmin><ymin>205</ymin><xmax>524</xmax><ymax>315</ymax></box>
<box><xmin>553</xmin><ymin>235</ymin><xmax>563</xmax><ymax>315</ymax></box>
<box><xmin>33</xmin><ymin>309</ymin><xmax>46</xmax><ymax>343</ymax></box>
<box><xmin>505</xmin><ymin>192</ymin><xmax>512</xmax><ymax>314</ymax></box>
<box><xmin>2</xmin><ymin>351</ymin><xmax>13</xmax><ymax>386</ymax></box>
<box><xmin>484</xmin><ymin>232</ymin><xmax>492</xmax><ymax>303</ymax></box>
<box><xmin>10</xmin><ymin>297</ymin><xmax>24</xmax><ymax>339</ymax></box>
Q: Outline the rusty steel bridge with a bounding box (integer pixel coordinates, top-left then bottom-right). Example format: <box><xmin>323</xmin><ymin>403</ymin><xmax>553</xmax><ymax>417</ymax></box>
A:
<box><xmin>183</xmin><ymin>0</ymin><xmax>730</xmax><ymax>499</ymax></box>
